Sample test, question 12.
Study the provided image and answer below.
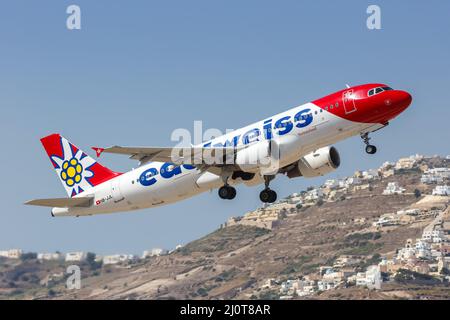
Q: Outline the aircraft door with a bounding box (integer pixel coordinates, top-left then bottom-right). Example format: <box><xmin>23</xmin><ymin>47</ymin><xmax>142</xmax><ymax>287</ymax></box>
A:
<box><xmin>342</xmin><ymin>90</ymin><xmax>357</xmax><ymax>114</ymax></box>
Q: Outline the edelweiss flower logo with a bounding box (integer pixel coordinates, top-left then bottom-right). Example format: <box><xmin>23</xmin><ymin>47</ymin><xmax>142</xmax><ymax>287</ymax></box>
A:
<box><xmin>60</xmin><ymin>158</ymin><xmax>83</xmax><ymax>187</ymax></box>
<box><xmin>51</xmin><ymin>138</ymin><xmax>96</xmax><ymax>196</ymax></box>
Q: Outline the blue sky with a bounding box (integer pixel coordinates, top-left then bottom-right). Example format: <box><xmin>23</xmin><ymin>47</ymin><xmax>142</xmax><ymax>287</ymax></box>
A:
<box><xmin>0</xmin><ymin>1</ymin><xmax>449</xmax><ymax>255</ymax></box>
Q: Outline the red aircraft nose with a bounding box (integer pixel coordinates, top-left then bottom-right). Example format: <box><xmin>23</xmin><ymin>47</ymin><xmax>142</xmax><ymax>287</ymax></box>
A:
<box><xmin>389</xmin><ymin>90</ymin><xmax>412</xmax><ymax>112</ymax></box>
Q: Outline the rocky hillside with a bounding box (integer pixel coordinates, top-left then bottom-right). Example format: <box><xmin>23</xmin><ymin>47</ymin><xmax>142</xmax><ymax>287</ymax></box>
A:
<box><xmin>1</xmin><ymin>155</ymin><xmax>449</xmax><ymax>300</ymax></box>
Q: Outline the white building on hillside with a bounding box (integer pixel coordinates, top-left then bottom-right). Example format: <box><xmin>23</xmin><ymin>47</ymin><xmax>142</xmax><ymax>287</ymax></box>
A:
<box><xmin>356</xmin><ymin>265</ymin><xmax>381</xmax><ymax>290</ymax></box>
<box><xmin>397</xmin><ymin>247</ymin><xmax>416</xmax><ymax>261</ymax></box>
<box><xmin>296</xmin><ymin>280</ymin><xmax>316</xmax><ymax>297</ymax></box>
<box><xmin>374</xmin><ymin>214</ymin><xmax>399</xmax><ymax>227</ymax></box>
<box><xmin>324</xmin><ymin>179</ymin><xmax>339</xmax><ymax>189</ymax></box>
<box><xmin>334</xmin><ymin>255</ymin><xmax>363</xmax><ymax>268</ymax></box>
<box><xmin>432</xmin><ymin>185</ymin><xmax>450</xmax><ymax>196</ymax></box>
<box><xmin>421</xmin><ymin>174</ymin><xmax>443</xmax><ymax>184</ymax></box>
<box><xmin>415</xmin><ymin>241</ymin><xmax>432</xmax><ymax>259</ymax></box>
<box><xmin>103</xmin><ymin>254</ymin><xmax>135</xmax><ymax>265</ymax></box>
<box><xmin>65</xmin><ymin>252</ymin><xmax>87</xmax><ymax>262</ymax></box>
<box><xmin>395</xmin><ymin>158</ymin><xmax>416</xmax><ymax>170</ymax></box>
<box><xmin>383</xmin><ymin>182</ymin><xmax>405</xmax><ymax>195</ymax></box>
<box><xmin>422</xmin><ymin>230</ymin><xmax>445</xmax><ymax>243</ymax></box>
<box><xmin>142</xmin><ymin>248</ymin><xmax>169</xmax><ymax>258</ymax></box>
<box><xmin>304</xmin><ymin>188</ymin><xmax>323</xmax><ymax>201</ymax></box>
<box><xmin>426</xmin><ymin>168</ymin><xmax>450</xmax><ymax>178</ymax></box>
<box><xmin>361</xmin><ymin>169</ymin><xmax>380</xmax><ymax>180</ymax></box>
<box><xmin>345</xmin><ymin>177</ymin><xmax>362</xmax><ymax>186</ymax></box>
<box><xmin>317</xmin><ymin>279</ymin><xmax>339</xmax><ymax>291</ymax></box>
<box><xmin>280</xmin><ymin>279</ymin><xmax>302</xmax><ymax>294</ymax></box>
<box><xmin>0</xmin><ymin>249</ymin><xmax>23</xmax><ymax>259</ymax></box>
<box><xmin>37</xmin><ymin>252</ymin><xmax>64</xmax><ymax>261</ymax></box>
<box><xmin>380</xmin><ymin>161</ymin><xmax>395</xmax><ymax>170</ymax></box>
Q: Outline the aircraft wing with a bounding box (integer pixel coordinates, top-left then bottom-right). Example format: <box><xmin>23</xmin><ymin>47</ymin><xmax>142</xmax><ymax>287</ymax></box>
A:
<box><xmin>24</xmin><ymin>196</ymin><xmax>94</xmax><ymax>208</ymax></box>
<box><xmin>92</xmin><ymin>145</ymin><xmax>244</xmax><ymax>166</ymax></box>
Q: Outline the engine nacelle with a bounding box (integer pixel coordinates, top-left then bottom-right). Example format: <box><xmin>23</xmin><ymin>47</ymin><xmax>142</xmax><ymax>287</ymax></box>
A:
<box><xmin>287</xmin><ymin>146</ymin><xmax>340</xmax><ymax>178</ymax></box>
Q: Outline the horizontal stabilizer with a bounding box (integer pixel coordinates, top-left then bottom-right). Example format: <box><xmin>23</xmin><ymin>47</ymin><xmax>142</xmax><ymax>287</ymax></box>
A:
<box><xmin>24</xmin><ymin>196</ymin><xmax>93</xmax><ymax>208</ymax></box>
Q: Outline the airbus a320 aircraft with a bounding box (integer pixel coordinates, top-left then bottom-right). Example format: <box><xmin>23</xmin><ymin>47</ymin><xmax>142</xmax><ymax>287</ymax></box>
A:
<box><xmin>26</xmin><ymin>84</ymin><xmax>412</xmax><ymax>217</ymax></box>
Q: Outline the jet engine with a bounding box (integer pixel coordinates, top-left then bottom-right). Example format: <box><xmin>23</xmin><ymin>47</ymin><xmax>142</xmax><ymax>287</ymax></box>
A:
<box><xmin>286</xmin><ymin>146</ymin><xmax>341</xmax><ymax>178</ymax></box>
<box><xmin>235</xmin><ymin>141</ymin><xmax>273</xmax><ymax>173</ymax></box>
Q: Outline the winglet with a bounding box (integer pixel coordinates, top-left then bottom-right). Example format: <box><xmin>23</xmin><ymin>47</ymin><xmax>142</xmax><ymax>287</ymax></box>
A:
<box><xmin>91</xmin><ymin>147</ymin><xmax>105</xmax><ymax>158</ymax></box>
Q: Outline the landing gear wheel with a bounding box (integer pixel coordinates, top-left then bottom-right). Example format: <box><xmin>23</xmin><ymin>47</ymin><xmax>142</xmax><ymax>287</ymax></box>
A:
<box><xmin>227</xmin><ymin>187</ymin><xmax>236</xmax><ymax>200</ymax></box>
<box><xmin>268</xmin><ymin>190</ymin><xmax>277</xmax><ymax>203</ymax></box>
<box><xmin>361</xmin><ymin>133</ymin><xmax>377</xmax><ymax>155</ymax></box>
<box><xmin>218</xmin><ymin>186</ymin><xmax>236</xmax><ymax>200</ymax></box>
<box><xmin>365</xmin><ymin>144</ymin><xmax>377</xmax><ymax>155</ymax></box>
<box><xmin>259</xmin><ymin>189</ymin><xmax>270</xmax><ymax>203</ymax></box>
<box><xmin>260</xmin><ymin>189</ymin><xmax>277</xmax><ymax>203</ymax></box>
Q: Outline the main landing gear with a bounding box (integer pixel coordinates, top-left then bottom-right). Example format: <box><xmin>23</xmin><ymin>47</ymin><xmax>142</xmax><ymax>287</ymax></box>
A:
<box><xmin>218</xmin><ymin>171</ymin><xmax>237</xmax><ymax>200</ymax></box>
<box><xmin>218</xmin><ymin>185</ymin><xmax>236</xmax><ymax>200</ymax></box>
<box><xmin>218</xmin><ymin>174</ymin><xmax>277</xmax><ymax>203</ymax></box>
<box><xmin>361</xmin><ymin>133</ymin><xmax>377</xmax><ymax>155</ymax></box>
<box><xmin>259</xmin><ymin>175</ymin><xmax>277</xmax><ymax>203</ymax></box>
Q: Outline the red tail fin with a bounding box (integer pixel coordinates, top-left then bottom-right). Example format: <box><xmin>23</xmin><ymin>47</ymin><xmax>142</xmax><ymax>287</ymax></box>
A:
<box><xmin>40</xmin><ymin>133</ymin><xmax>122</xmax><ymax>197</ymax></box>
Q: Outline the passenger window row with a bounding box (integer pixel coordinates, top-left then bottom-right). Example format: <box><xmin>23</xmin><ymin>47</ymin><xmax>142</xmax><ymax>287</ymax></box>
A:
<box><xmin>324</xmin><ymin>102</ymin><xmax>339</xmax><ymax>111</ymax></box>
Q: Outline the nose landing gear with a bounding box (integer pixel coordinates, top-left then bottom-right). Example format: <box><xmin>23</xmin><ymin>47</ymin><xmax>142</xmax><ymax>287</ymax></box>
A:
<box><xmin>361</xmin><ymin>133</ymin><xmax>377</xmax><ymax>155</ymax></box>
<box><xmin>365</xmin><ymin>144</ymin><xmax>377</xmax><ymax>155</ymax></box>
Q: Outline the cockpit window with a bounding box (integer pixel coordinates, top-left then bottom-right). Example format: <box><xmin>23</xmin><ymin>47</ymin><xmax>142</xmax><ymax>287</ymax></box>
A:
<box><xmin>368</xmin><ymin>86</ymin><xmax>393</xmax><ymax>97</ymax></box>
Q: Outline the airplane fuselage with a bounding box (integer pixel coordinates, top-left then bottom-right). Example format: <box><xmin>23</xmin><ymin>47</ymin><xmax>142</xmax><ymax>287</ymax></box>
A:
<box><xmin>50</xmin><ymin>83</ymin><xmax>412</xmax><ymax>216</ymax></box>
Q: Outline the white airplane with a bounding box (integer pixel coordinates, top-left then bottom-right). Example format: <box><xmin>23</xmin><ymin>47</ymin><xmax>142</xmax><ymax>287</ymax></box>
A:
<box><xmin>26</xmin><ymin>83</ymin><xmax>412</xmax><ymax>217</ymax></box>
